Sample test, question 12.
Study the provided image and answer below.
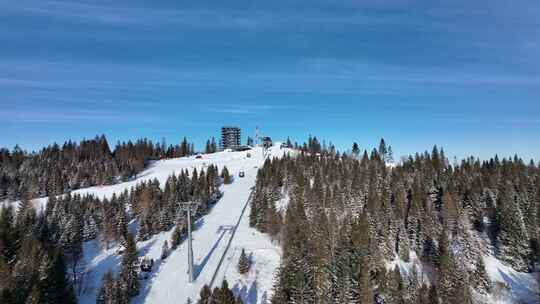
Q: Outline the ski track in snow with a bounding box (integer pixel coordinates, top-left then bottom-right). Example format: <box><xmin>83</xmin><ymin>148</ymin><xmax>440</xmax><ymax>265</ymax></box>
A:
<box><xmin>212</xmin><ymin>195</ymin><xmax>282</xmax><ymax>304</ymax></box>
<box><xmin>39</xmin><ymin>145</ymin><xmax>293</xmax><ymax>304</ymax></box>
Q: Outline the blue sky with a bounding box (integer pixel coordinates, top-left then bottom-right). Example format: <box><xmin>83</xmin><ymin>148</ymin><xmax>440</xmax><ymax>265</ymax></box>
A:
<box><xmin>1</xmin><ymin>0</ymin><xmax>539</xmax><ymax>160</ymax></box>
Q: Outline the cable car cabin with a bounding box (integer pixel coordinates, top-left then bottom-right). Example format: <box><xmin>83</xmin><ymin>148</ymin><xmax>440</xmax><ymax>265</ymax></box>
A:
<box><xmin>140</xmin><ymin>257</ymin><xmax>154</xmax><ymax>272</ymax></box>
<box><xmin>262</xmin><ymin>137</ymin><xmax>272</xmax><ymax>148</ymax></box>
<box><xmin>239</xmin><ymin>171</ymin><xmax>245</xmax><ymax>178</ymax></box>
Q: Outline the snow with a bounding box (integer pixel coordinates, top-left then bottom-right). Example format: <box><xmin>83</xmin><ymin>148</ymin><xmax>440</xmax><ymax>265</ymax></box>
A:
<box><xmin>385</xmin><ymin>251</ymin><xmax>430</xmax><ymax>284</ymax></box>
<box><xmin>386</xmin><ymin>253</ymin><xmax>539</xmax><ymax>304</ymax></box>
<box><xmin>13</xmin><ymin>148</ymin><xmax>277</xmax><ymax>212</ymax></box>
<box><xmin>482</xmin><ymin>255</ymin><xmax>539</xmax><ymax>304</ymax></box>
<box><xmin>77</xmin><ymin>240</ymin><xmax>122</xmax><ymax>302</ymax></box>
<box><xmin>4</xmin><ymin>144</ymin><xmax>539</xmax><ymax>304</ymax></box>
<box><xmin>274</xmin><ymin>190</ymin><xmax>290</xmax><ymax>214</ymax></box>
<box><xmin>211</xmin><ymin>197</ymin><xmax>282</xmax><ymax>304</ymax></box>
<box><xmin>57</xmin><ymin>145</ymin><xmax>293</xmax><ymax>304</ymax></box>
<box><xmin>132</xmin><ymin>162</ymin><xmax>256</xmax><ymax>303</ymax></box>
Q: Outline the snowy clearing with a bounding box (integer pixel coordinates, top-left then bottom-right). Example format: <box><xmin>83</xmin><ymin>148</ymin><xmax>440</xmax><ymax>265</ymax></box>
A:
<box><xmin>386</xmin><ymin>252</ymin><xmax>539</xmax><ymax>304</ymax></box>
<box><xmin>483</xmin><ymin>255</ymin><xmax>538</xmax><ymax>304</ymax></box>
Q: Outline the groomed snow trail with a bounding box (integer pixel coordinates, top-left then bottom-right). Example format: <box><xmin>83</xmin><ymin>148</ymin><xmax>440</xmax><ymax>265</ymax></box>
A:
<box><xmin>133</xmin><ymin>157</ymin><xmax>256</xmax><ymax>303</ymax></box>
<box><xmin>46</xmin><ymin>145</ymin><xmax>290</xmax><ymax>304</ymax></box>
<box><xmin>211</xmin><ymin>193</ymin><xmax>283</xmax><ymax>304</ymax></box>
<box><xmin>127</xmin><ymin>145</ymin><xmax>288</xmax><ymax>304</ymax></box>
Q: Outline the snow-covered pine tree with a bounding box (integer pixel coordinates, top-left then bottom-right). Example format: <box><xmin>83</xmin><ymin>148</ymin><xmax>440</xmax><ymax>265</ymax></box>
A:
<box><xmin>96</xmin><ymin>270</ymin><xmax>116</xmax><ymax>304</ymax></box>
<box><xmin>119</xmin><ymin>233</ymin><xmax>139</xmax><ymax>299</ymax></box>
<box><xmin>272</xmin><ymin>197</ymin><xmax>316</xmax><ymax>303</ymax></box>
<box><xmin>40</xmin><ymin>250</ymin><xmax>77</xmax><ymax>304</ymax></box>
<box><xmin>82</xmin><ymin>216</ymin><xmax>98</xmax><ymax>241</ymax></box>
<box><xmin>116</xmin><ymin>209</ymin><xmax>128</xmax><ymax>246</ymax></box>
<box><xmin>472</xmin><ymin>256</ymin><xmax>491</xmax><ymax>294</ymax></box>
<box><xmin>495</xmin><ymin>183</ymin><xmax>531</xmax><ymax>271</ymax></box>
<box><xmin>61</xmin><ymin>214</ymin><xmax>83</xmax><ymax>289</ymax></box>
<box><xmin>386</xmin><ymin>265</ymin><xmax>404</xmax><ymax>304</ymax></box>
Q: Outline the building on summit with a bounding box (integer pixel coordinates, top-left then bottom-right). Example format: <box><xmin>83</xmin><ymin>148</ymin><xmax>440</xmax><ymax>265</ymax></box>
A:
<box><xmin>221</xmin><ymin>127</ymin><xmax>241</xmax><ymax>150</ymax></box>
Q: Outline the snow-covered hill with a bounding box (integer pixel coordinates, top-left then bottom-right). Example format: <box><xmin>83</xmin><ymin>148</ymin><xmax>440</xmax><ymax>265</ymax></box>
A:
<box><xmin>6</xmin><ymin>143</ymin><xmax>537</xmax><ymax>304</ymax></box>
<box><xmin>22</xmin><ymin>147</ymin><xmax>274</xmax><ymax>212</ymax></box>
<box><xmin>43</xmin><ymin>145</ymin><xmax>293</xmax><ymax>304</ymax></box>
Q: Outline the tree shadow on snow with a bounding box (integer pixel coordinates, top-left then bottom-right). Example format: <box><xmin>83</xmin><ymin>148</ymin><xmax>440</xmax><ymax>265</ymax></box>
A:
<box><xmin>233</xmin><ymin>280</ymin><xmax>259</xmax><ymax>304</ymax></box>
<box><xmin>128</xmin><ymin>200</ymin><xmax>230</xmax><ymax>303</ymax></box>
<box><xmin>193</xmin><ymin>226</ymin><xmax>233</xmax><ymax>280</ymax></box>
<box><xmin>78</xmin><ymin>241</ymin><xmax>123</xmax><ymax>301</ymax></box>
<box><xmin>497</xmin><ymin>268</ymin><xmax>536</xmax><ymax>301</ymax></box>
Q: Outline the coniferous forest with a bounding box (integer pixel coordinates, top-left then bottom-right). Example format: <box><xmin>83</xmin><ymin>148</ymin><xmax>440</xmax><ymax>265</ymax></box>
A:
<box><xmin>0</xmin><ymin>135</ymin><xmax>538</xmax><ymax>304</ymax></box>
<box><xmin>4</xmin><ymin>0</ymin><xmax>539</xmax><ymax>303</ymax></box>
<box><xmin>0</xmin><ymin>135</ymin><xmax>226</xmax><ymax>304</ymax></box>
<box><xmin>250</xmin><ymin>139</ymin><xmax>539</xmax><ymax>304</ymax></box>
<box><xmin>0</xmin><ymin>135</ymin><xmax>196</xmax><ymax>201</ymax></box>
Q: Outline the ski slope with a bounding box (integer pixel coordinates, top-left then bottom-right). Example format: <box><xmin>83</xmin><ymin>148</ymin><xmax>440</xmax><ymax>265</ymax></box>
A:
<box><xmin>133</xmin><ymin>157</ymin><xmax>258</xmax><ymax>303</ymax></box>
<box><xmin>65</xmin><ymin>145</ymin><xmax>292</xmax><ymax>304</ymax></box>
<box><xmin>25</xmin><ymin>147</ymin><xmax>270</xmax><ymax>212</ymax></box>
<box><xmin>211</xmin><ymin>197</ymin><xmax>282</xmax><ymax>304</ymax></box>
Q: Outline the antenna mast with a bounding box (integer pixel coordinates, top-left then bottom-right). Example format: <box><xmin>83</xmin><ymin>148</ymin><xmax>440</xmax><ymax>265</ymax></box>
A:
<box><xmin>255</xmin><ymin>126</ymin><xmax>260</xmax><ymax>146</ymax></box>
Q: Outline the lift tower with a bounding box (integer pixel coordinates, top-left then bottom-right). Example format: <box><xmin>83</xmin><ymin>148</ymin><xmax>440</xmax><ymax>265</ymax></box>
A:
<box><xmin>180</xmin><ymin>201</ymin><xmax>199</xmax><ymax>283</ymax></box>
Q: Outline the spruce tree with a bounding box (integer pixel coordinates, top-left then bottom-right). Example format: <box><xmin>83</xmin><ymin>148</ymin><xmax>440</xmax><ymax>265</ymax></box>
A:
<box><xmin>387</xmin><ymin>265</ymin><xmax>404</xmax><ymax>304</ymax></box>
<box><xmin>273</xmin><ymin>197</ymin><xmax>315</xmax><ymax>303</ymax></box>
<box><xmin>238</xmin><ymin>248</ymin><xmax>250</xmax><ymax>274</ymax></box>
<box><xmin>119</xmin><ymin>233</ymin><xmax>139</xmax><ymax>299</ymax></box>
<box><xmin>352</xmin><ymin>143</ymin><xmax>360</xmax><ymax>157</ymax></box>
<box><xmin>378</xmin><ymin>138</ymin><xmax>388</xmax><ymax>160</ymax></box>
<box><xmin>0</xmin><ymin>205</ymin><xmax>16</xmax><ymax>264</ymax></box>
<box><xmin>472</xmin><ymin>256</ymin><xmax>491</xmax><ymax>294</ymax></box>
<box><xmin>96</xmin><ymin>270</ymin><xmax>116</xmax><ymax>304</ymax></box>
<box><xmin>197</xmin><ymin>284</ymin><xmax>212</xmax><ymax>304</ymax></box>
<box><xmin>215</xmin><ymin>280</ymin><xmax>236</xmax><ymax>304</ymax></box>
<box><xmin>40</xmin><ymin>250</ymin><xmax>76</xmax><ymax>304</ymax></box>
<box><xmin>495</xmin><ymin>184</ymin><xmax>530</xmax><ymax>271</ymax></box>
<box><xmin>205</xmin><ymin>140</ymin><xmax>212</xmax><ymax>154</ymax></box>
<box><xmin>62</xmin><ymin>214</ymin><xmax>83</xmax><ymax>289</ymax></box>
<box><xmin>222</xmin><ymin>166</ymin><xmax>232</xmax><ymax>184</ymax></box>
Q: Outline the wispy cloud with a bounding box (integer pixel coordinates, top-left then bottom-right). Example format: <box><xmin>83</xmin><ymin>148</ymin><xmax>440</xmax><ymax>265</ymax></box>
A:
<box><xmin>3</xmin><ymin>1</ymin><xmax>266</xmax><ymax>29</ymax></box>
<box><xmin>0</xmin><ymin>108</ymin><xmax>157</xmax><ymax>124</ymax></box>
<box><xmin>301</xmin><ymin>58</ymin><xmax>540</xmax><ymax>87</ymax></box>
<box><xmin>205</xmin><ymin>104</ymin><xmax>294</xmax><ymax>115</ymax></box>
